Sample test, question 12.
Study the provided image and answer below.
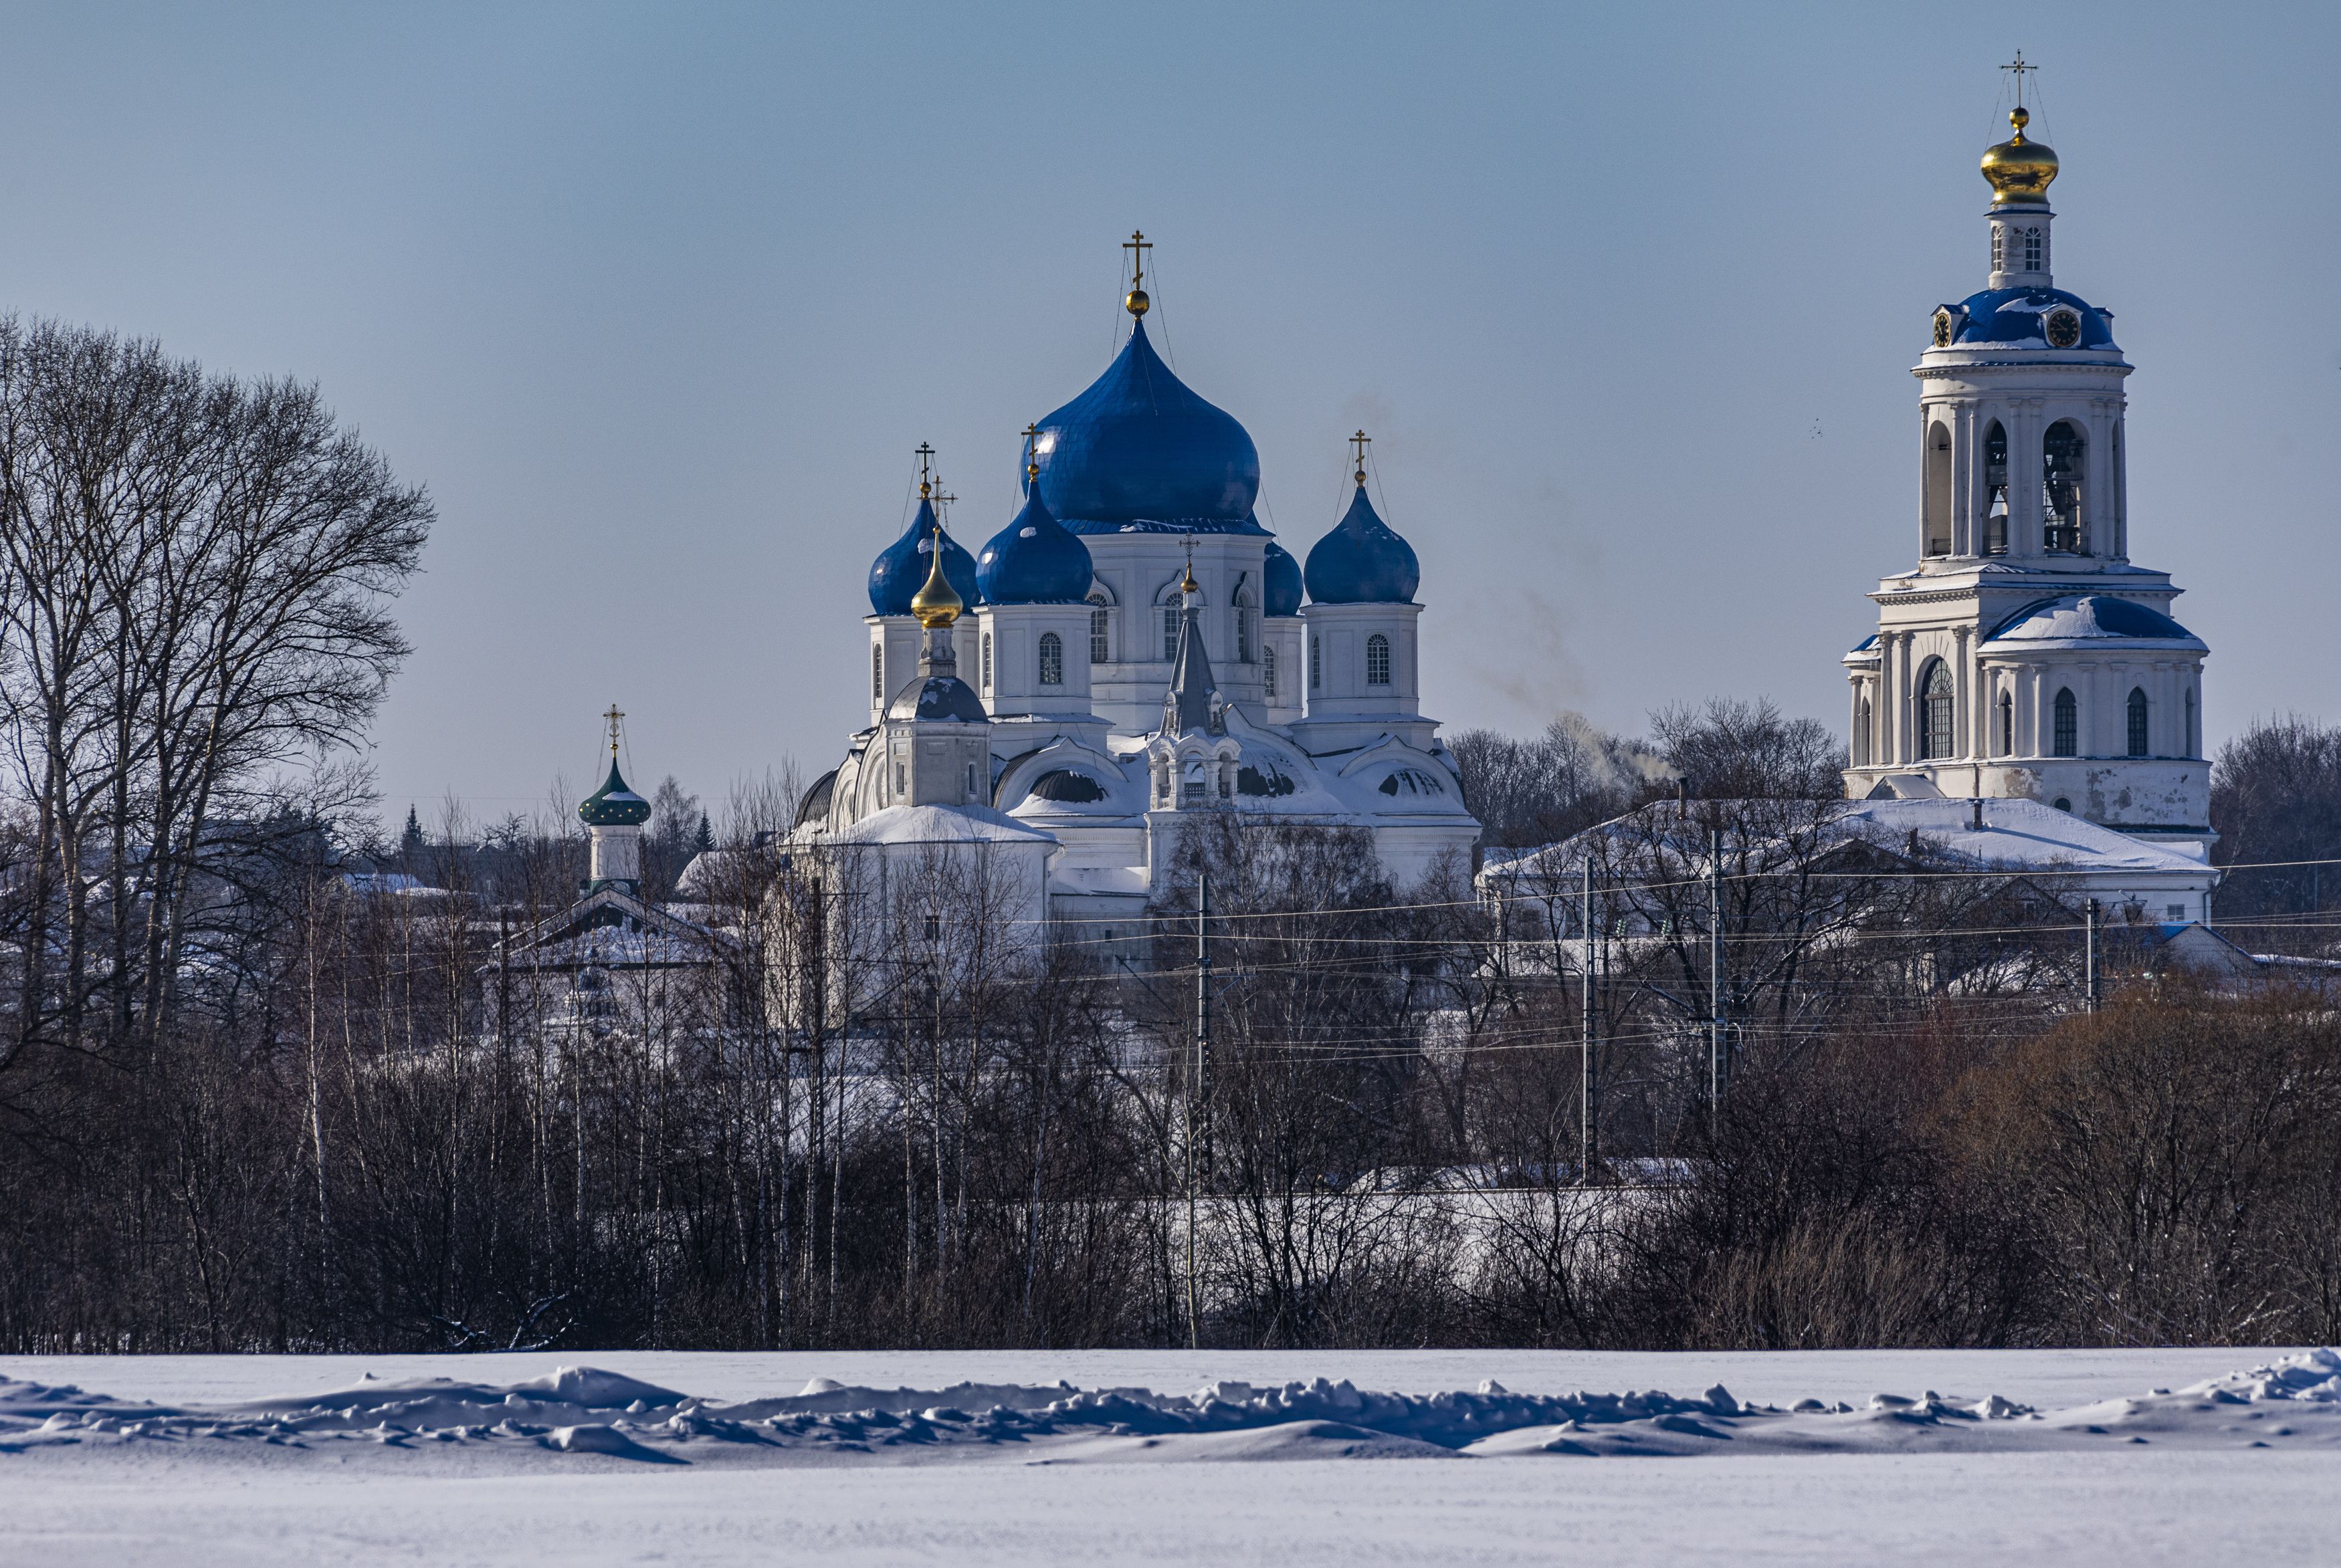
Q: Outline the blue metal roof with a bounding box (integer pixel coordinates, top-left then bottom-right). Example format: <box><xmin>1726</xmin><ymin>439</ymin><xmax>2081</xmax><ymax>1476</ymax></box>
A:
<box><xmin>1304</xmin><ymin>483</ymin><xmax>1419</xmax><ymax>604</ymax></box>
<box><xmin>1984</xmin><ymin>594</ymin><xmax>2203</xmax><ymax>647</ymax></box>
<box><xmin>868</xmin><ymin>497</ymin><xmax>978</xmax><ymax>617</ymax></box>
<box><xmin>1027</xmin><ymin>320</ymin><xmax>1262</xmax><ymax>535</ymax></box>
<box><xmin>1942</xmin><ymin>287</ymin><xmax>2118</xmax><ymax>350</ymax></box>
<box><xmin>1262</xmin><ymin>539</ymin><xmax>1304</xmax><ymax>617</ymax></box>
<box><xmin>976</xmin><ymin>483</ymin><xmax>1093</xmax><ymax>604</ymax></box>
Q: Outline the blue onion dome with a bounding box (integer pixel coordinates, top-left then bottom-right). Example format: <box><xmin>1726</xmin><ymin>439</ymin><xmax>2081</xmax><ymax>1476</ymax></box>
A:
<box><xmin>977</xmin><ymin>483</ymin><xmax>1093</xmax><ymax>604</ymax></box>
<box><xmin>1304</xmin><ymin>483</ymin><xmax>1419</xmax><ymax>604</ymax></box>
<box><xmin>1261</xmin><ymin>540</ymin><xmax>1304</xmax><ymax>617</ymax></box>
<box><xmin>1027</xmin><ymin>320</ymin><xmax>1263</xmax><ymax>535</ymax></box>
<box><xmin>868</xmin><ymin>497</ymin><xmax>978</xmax><ymax>617</ymax></box>
<box><xmin>1935</xmin><ymin>288</ymin><xmax>2117</xmax><ymax>351</ymax></box>
<box><xmin>578</xmin><ymin>756</ymin><xmax>651</xmax><ymax>826</ymax></box>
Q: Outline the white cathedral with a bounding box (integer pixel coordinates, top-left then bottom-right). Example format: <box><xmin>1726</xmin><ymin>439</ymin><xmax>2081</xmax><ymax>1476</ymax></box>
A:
<box><xmin>789</xmin><ymin>247</ymin><xmax>1483</xmax><ymax>933</ymax></box>
<box><xmin>1844</xmin><ymin>104</ymin><xmax>2212</xmax><ymax>857</ymax></box>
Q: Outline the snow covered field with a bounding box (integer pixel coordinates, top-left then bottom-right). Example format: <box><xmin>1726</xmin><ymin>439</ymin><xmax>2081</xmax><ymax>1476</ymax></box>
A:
<box><xmin>1</xmin><ymin>1346</ymin><xmax>2335</xmax><ymax>1565</ymax></box>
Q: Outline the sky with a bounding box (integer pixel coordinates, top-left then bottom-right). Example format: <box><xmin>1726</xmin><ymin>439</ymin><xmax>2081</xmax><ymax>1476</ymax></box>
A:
<box><xmin>1</xmin><ymin>2</ymin><xmax>2334</xmax><ymax>831</ymax></box>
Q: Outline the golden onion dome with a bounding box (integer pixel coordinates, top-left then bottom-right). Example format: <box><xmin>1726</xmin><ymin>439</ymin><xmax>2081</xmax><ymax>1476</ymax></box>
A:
<box><xmin>1981</xmin><ymin>106</ymin><xmax>2058</xmax><ymax>205</ymax></box>
<box><xmin>909</xmin><ymin>524</ymin><xmax>963</xmax><ymax>628</ymax></box>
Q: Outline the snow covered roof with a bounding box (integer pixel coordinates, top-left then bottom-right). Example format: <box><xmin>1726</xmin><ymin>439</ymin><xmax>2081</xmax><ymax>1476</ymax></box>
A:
<box><xmin>815</xmin><ymin>803</ymin><xmax>1057</xmax><ymax>849</ymax></box>
<box><xmin>1837</xmin><ymin>798</ymin><xmax>2211</xmax><ymax>876</ymax></box>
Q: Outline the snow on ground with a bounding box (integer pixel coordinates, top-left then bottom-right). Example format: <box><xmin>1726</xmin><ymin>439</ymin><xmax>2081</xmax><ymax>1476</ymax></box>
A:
<box><xmin>0</xmin><ymin>1347</ymin><xmax>2335</xmax><ymax>1565</ymax></box>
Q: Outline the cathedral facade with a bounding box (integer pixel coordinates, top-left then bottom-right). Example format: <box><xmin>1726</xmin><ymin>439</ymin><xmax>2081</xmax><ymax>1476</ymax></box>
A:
<box><xmin>1844</xmin><ymin>106</ymin><xmax>2212</xmax><ymax>857</ymax></box>
<box><xmin>795</xmin><ymin>261</ymin><xmax>1482</xmax><ymax>931</ymax></box>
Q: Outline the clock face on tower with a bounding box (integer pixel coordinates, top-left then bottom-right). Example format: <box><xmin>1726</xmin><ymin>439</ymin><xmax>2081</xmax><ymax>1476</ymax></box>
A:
<box><xmin>2045</xmin><ymin>308</ymin><xmax>2082</xmax><ymax>348</ymax></box>
<box><xmin>1932</xmin><ymin>309</ymin><xmax>1954</xmax><ymax>348</ymax></box>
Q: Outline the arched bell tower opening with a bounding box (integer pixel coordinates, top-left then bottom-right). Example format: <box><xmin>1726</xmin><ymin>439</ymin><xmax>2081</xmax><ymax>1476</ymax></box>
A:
<box><xmin>2043</xmin><ymin>420</ymin><xmax>2087</xmax><ymax>554</ymax></box>
<box><xmin>1924</xmin><ymin>421</ymin><xmax>1952</xmax><ymax>556</ymax></box>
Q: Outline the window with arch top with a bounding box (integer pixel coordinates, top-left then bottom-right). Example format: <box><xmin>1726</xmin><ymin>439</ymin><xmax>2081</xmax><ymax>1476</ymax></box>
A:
<box><xmin>1162</xmin><ymin>606</ymin><xmax>1180</xmax><ymax>661</ymax></box>
<box><xmin>1263</xmin><ymin>643</ymin><xmax>1278</xmax><ymax>699</ymax></box>
<box><xmin>1916</xmin><ymin>659</ymin><xmax>1954</xmax><ymax>760</ymax></box>
<box><xmin>2053</xmin><ymin>687</ymin><xmax>2078</xmax><ymax>756</ymax></box>
<box><xmin>1997</xmin><ymin>691</ymin><xmax>2014</xmax><ymax>756</ymax></box>
<box><xmin>2127</xmin><ymin>687</ymin><xmax>2149</xmax><ymax>757</ymax></box>
<box><xmin>1234</xmin><ymin>589</ymin><xmax>1255</xmax><ymax>663</ymax></box>
<box><xmin>1366</xmin><ymin>633</ymin><xmax>1392</xmax><ymax>686</ymax></box>
<box><xmin>981</xmin><ymin>632</ymin><xmax>993</xmax><ymax>692</ymax></box>
<box><xmin>1088</xmin><ymin>604</ymin><xmax>1109</xmax><ymax>663</ymax></box>
<box><xmin>872</xmin><ymin>645</ymin><xmax>884</xmax><ymax>703</ymax></box>
<box><xmin>1038</xmin><ymin>631</ymin><xmax>1063</xmax><ymax>686</ymax></box>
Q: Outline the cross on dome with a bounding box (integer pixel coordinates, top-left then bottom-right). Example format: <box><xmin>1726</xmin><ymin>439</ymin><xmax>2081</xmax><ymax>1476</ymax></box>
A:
<box><xmin>603</xmin><ymin>704</ymin><xmax>625</xmax><ymax>756</ymax></box>
<box><xmin>1123</xmin><ymin>229</ymin><xmax>1152</xmax><ymax>318</ymax></box>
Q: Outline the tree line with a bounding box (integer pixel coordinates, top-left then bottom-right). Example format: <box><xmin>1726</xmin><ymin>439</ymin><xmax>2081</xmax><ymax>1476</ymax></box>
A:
<box><xmin>3</xmin><ymin>320</ymin><xmax>2339</xmax><ymax>1354</ymax></box>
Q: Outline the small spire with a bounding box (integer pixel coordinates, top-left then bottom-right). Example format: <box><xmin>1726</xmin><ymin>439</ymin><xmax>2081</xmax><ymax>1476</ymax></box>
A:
<box><xmin>910</xmin><ymin>522</ymin><xmax>964</xmax><ymax>628</ymax></box>
<box><xmin>916</xmin><ymin>441</ymin><xmax>935</xmax><ymax>501</ymax></box>
<box><xmin>603</xmin><ymin>703</ymin><xmax>625</xmax><ymax>758</ymax></box>
<box><xmin>1122</xmin><ymin>229</ymin><xmax>1152</xmax><ymax>318</ymax></box>
<box><xmin>1180</xmin><ymin>536</ymin><xmax>1199</xmax><ymax>599</ymax></box>
<box><xmin>1023</xmin><ymin>422</ymin><xmax>1041</xmax><ymax>482</ymax></box>
<box><xmin>1350</xmin><ymin>429</ymin><xmax>1371</xmax><ymax>487</ymax></box>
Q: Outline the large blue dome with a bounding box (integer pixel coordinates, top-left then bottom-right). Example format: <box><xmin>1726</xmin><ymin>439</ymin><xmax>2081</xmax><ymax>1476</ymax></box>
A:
<box><xmin>977</xmin><ymin>484</ymin><xmax>1093</xmax><ymax>604</ymax></box>
<box><xmin>1939</xmin><ymin>288</ymin><xmax>2118</xmax><ymax>350</ymax></box>
<box><xmin>868</xmin><ymin>497</ymin><xmax>977</xmax><ymax>617</ymax></box>
<box><xmin>1028</xmin><ymin>320</ymin><xmax>1263</xmax><ymax>536</ymax></box>
<box><xmin>1304</xmin><ymin>484</ymin><xmax>1419</xmax><ymax>604</ymax></box>
<box><xmin>1261</xmin><ymin>540</ymin><xmax>1303</xmax><ymax>617</ymax></box>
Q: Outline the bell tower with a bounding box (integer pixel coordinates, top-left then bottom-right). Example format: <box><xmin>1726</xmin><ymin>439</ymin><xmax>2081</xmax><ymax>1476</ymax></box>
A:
<box><xmin>1843</xmin><ymin>68</ymin><xmax>2210</xmax><ymax>853</ymax></box>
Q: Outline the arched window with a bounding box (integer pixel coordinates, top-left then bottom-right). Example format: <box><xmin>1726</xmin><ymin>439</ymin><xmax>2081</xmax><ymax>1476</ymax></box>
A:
<box><xmin>1038</xmin><ymin>631</ymin><xmax>1063</xmax><ymax>686</ymax></box>
<box><xmin>1991</xmin><ymin>224</ymin><xmax>2006</xmax><ymax>273</ymax></box>
<box><xmin>964</xmin><ymin>761</ymin><xmax>977</xmax><ymax>798</ymax></box>
<box><xmin>1924</xmin><ymin>421</ymin><xmax>1952</xmax><ymax>556</ymax></box>
<box><xmin>2127</xmin><ymin>687</ymin><xmax>2149</xmax><ymax>757</ymax></box>
<box><xmin>1853</xmin><ymin>695</ymin><xmax>1871</xmax><ymax>766</ymax></box>
<box><xmin>1234</xmin><ymin>590</ymin><xmax>1255</xmax><ymax>663</ymax></box>
<box><xmin>1162</xmin><ymin>606</ymin><xmax>1180</xmax><ymax>660</ymax></box>
<box><xmin>2185</xmin><ymin>686</ymin><xmax>2197</xmax><ymax>756</ymax></box>
<box><xmin>2053</xmin><ymin>687</ymin><xmax>2078</xmax><ymax>756</ymax></box>
<box><xmin>1916</xmin><ymin>659</ymin><xmax>1954</xmax><ymax>760</ymax></box>
<box><xmin>981</xmin><ymin>632</ymin><xmax>993</xmax><ymax>692</ymax></box>
<box><xmin>1997</xmin><ymin>691</ymin><xmax>2014</xmax><ymax>756</ymax></box>
<box><xmin>1982</xmin><ymin>421</ymin><xmax>2009</xmax><ymax>554</ymax></box>
<box><xmin>1089</xmin><ymin>604</ymin><xmax>1109</xmax><ymax>663</ymax></box>
<box><xmin>1263</xmin><ymin>644</ymin><xmax>1278</xmax><ymax>699</ymax></box>
<box><xmin>2043</xmin><ymin>421</ymin><xmax>2086</xmax><ymax>553</ymax></box>
<box><xmin>1310</xmin><ymin>637</ymin><xmax>1322</xmax><ymax>690</ymax></box>
<box><xmin>1366</xmin><ymin>633</ymin><xmax>1392</xmax><ymax>686</ymax></box>
<box><xmin>872</xmin><ymin>645</ymin><xmax>884</xmax><ymax>703</ymax></box>
<box><xmin>2022</xmin><ymin>225</ymin><xmax>2043</xmax><ymax>271</ymax></box>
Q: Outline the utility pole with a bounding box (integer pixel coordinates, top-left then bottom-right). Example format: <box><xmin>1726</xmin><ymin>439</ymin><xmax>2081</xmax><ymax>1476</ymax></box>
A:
<box><xmin>1708</xmin><ymin>827</ymin><xmax>1726</xmax><ymax>1127</ymax></box>
<box><xmin>1580</xmin><ymin>856</ymin><xmax>1597</xmax><ymax>1184</ymax></box>
<box><xmin>2084</xmin><ymin>897</ymin><xmax>2100</xmax><ymax>1012</ymax></box>
<box><xmin>1188</xmin><ymin>869</ymin><xmax>1209</xmax><ymax>1349</ymax></box>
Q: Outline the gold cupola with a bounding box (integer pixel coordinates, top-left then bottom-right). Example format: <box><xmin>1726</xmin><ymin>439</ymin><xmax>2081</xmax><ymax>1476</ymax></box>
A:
<box><xmin>1980</xmin><ymin>106</ymin><xmax>2058</xmax><ymax>205</ymax></box>
<box><xmin>909</xmin><ymin>524</ymin><xmax>964</xmax><ymax>628</ymax></box>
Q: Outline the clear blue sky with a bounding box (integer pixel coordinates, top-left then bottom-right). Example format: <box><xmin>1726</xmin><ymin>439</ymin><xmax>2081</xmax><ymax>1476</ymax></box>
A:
<box><xmin>3</xmin><ymin>2</ymin><xmax>2333</xmax><ymax>828</ymax></box>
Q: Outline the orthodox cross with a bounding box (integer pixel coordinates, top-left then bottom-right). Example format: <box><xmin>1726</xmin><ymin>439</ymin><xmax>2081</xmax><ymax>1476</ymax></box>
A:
<box><xmin>2001</xmin><ymin>52</ymin><xmax>2035</xmax><ymax>109</ymax></box>
<box><xmin>1124</xmin><ymin>229</ymin><xmax>1151</xmax><ymax>292</ymax></box>
<box><xmin>915</xmin><ymin>441</ymin><xmax>935</xmax><ymax>499</ymax></box>
<box><xmin>1350</xmin><ymin>429</ymin><xmax>1371</xmax><ymax>485</ymax></box>
<box><xmin>934</xmin><ymin>485</ymin><xmax>957</xmax><ymax>525</ymax></box>
<box><xmin>603</xmin><ymin>704</ymin><xmax>624</xmax><ymax>757</ymax></box>
<box><xmin>1023</xmin><ymin>422</ymin><xmax>1041</xmax><ymax>479</ymax></box>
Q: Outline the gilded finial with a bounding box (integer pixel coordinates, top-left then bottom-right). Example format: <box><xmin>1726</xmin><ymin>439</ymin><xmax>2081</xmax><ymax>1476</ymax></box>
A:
<box><xmin>1981</xmin><ymin>56</ymin><xmax>2058</xmax><ymax>204</ymax></box>
<box><xmin>915</xmin><ymin>441</ymin><xmax>935</xmax><ymax>501</ymax></box>
<box><xmin>1180</xmin><ymin>537</ymin><xmax>1198</xmax><ymax>598</ymax></box>
<box><xmin>1350</xmin><ymin>429</ymin><xmax>1371</xmax><ymax>487</ymax></box>
<box><xmin>1023</xmin><ymin>422</ymin><xmax>1041</xmax><ymax>482</ymax></box>
<box><xmin>603</xmin><ymin>703</ymin><xmax>625</xmax><ymax>758</ymax></box>
<box><xmin>910</xmin><ymin>524</ymin><xmax>962</xmax><ymax>629</ymax></box>
<box><xmin>1122</xmin><ymin>229</ymin><xmax>1152</xmax><ymax>318</ymax></box>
